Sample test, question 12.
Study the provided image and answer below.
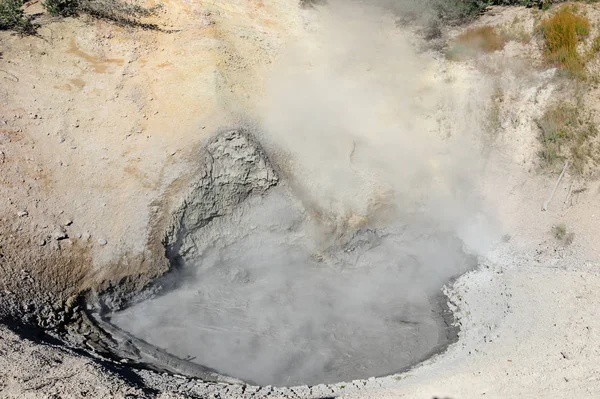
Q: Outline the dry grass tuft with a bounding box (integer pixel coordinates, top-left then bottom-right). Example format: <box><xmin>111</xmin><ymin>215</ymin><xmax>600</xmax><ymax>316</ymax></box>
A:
<box><xmin>457</xmin><ymin>25</ymin><xmax>506</xmax><ymax>52</ymax></box>
<box><xmin>539</xmin><ymin>6</ymin><xmax>590</xmax><ymax>77</ymax></box>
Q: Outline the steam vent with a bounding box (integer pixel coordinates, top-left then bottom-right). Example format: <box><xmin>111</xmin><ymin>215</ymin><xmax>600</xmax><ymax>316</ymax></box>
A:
<box><xmin>82</xmin><ymin>129</ymin><xmax>465</xmax><ymax>387</ymax></box>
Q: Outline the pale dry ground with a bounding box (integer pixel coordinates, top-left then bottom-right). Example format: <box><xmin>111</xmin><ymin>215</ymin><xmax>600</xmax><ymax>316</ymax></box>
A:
<box><xmin>2</xmin><ymin>2</ymin><xmax>600</xmax><ymax>399</ymax></box>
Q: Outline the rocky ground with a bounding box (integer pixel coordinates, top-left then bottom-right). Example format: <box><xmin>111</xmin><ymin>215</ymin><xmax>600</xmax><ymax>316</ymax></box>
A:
<box><xmin>3</xmin><ymin>1</ymin><xmax>600</xmax><ymax>398</ymax></box>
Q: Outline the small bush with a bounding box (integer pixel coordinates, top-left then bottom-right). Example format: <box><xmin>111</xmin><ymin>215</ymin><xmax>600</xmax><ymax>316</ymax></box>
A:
<box><xmin>590</xmin><ymin>35</ymin><xmax>600</xmax><ymax>54</ymax></box>
<box><xmin>535</xmin><ymin>101</ymin><xmax>598</xmax><ymax>173</ymax></box>
<box><xmin>536</xmin><ymin>103</ymin><xmax>575</xmax><ymax>165</ymax></box>
<box><xmin>42</xmin><ymin>0</ymin><xmax>78</xmax><ymax>16</ymax></box>
<box><xmin>42</xmin><ymin>0</ymin><xmax>160</xmax><ymax>28</ymax></box>
<box><xmin>80</xmin><ymin>0</ymin><xmax>159</xmax><ymax>26</ymax></box>
<box><xmin>539</xmin><ymin>7</ymin><xmax>590</xmax><ymax>77</ymax></box>
<box><xmin>552</xmin><ymin>223</ymin><xmax>575</xmax><ymax>245</ymax></box>
<box><xmin>433</xmin><ymin>0</ymin><xmax>490</xmax><ymax>23</ymax></box>
<box><xmin>541</xmin><ymin>1</ymin><xmax>551</xmax><ymax>12</ymax></box>
<box><xmin>553</xmin><ymin>223</ymin><xmax>567</xmax><ymax>239</ymax></box>
<box><xmin>0</xmin><ymin>0</ymin><xmax>35</xmax><ymax>33</ymax></box>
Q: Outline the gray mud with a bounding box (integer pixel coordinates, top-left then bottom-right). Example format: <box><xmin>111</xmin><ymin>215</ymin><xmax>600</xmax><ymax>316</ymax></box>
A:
<box><xmin>111</xmin><ymin>187</ymin><xmax>467</xmax><ymax>386</ymax></box>
<box><xmin>103</xmin><ymin>129</ymin><xmax>472</xmax><ymax>387</ymax></box>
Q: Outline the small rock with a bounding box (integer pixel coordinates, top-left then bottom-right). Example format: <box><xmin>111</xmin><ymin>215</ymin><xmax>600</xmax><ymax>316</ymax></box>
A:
<box><xmin>17</xmin><ymin>210</ymin><xmax>28</xmax><ymax>217</ymax></box>
<box><xmin>38</xmin><ymin>238</ymin><xmax>46</xmax><ymax>246</ymax></box>
<box><xmin>52</xmin><ymin>227</ymin><xmax>68</xmax><ymax>240</ymax></box>
<box><xmin>64</xmin><ymin>220</ymin><xmax>73</xmax><ymax>226</ymax></box>
<box><xmin>98</xmin><ymin>239</ymin><xmax>107</xmax><ymax>246</ymax></box>
<box><xmin>82</xmin><ymin>232</ymin><xmax>91</xmax><ymax>241</ymax></box>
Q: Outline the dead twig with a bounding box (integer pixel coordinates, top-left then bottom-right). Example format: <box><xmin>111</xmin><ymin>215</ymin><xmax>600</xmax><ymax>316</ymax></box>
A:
<box><xmin>0</xmin><ymin>69</ymin><xmax>18</xmax><ymax>82</ymax></box>
<box><xmin>542</xmin><ymin>160</ymin><xmax>568</xmax><ymax>211</ymax></box>
<box><xmin>562</xmin><ymin>181</ymin><xmax>574</xmax><ymax>210</ymax></box>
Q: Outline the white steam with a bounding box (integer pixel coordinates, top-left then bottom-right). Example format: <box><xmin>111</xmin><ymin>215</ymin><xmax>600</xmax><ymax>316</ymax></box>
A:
<box><xmin>260</xmin><ymin>0</ymin><xmax>496</xmax><ymax>253</ymax></box>
<box><xmin>112</xmin><ymin>0</ymin><xmax>501</xmax><ymax>388</ymax></box>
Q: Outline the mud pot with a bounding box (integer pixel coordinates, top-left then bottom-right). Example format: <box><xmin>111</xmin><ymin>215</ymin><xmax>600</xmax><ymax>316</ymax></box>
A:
<box><xmin>85</xmin><ymin>129</ymin><xmax>471</xmax><ymax>387</ymax></box>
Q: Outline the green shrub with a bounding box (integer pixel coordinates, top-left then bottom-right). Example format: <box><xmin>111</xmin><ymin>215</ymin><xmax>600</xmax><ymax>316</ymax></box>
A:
<box><xmin>535</xmin><ymin>101</ymin><xmax>598</xmax><ymax>174</ymax></box>
<box><xmin>42</xmin><ymin>0</ymin><xmax>160</xmax><ymax>28</ymax></box>
<box><xmin>432</xmin><ymin>1</ymin><xmax>548</xmax><ymax>24</ymax></box>
<box><xmin>42</xmin><ymin>0</ymin><xmax>78</xmax><ymax>16</ymax></box>
<box><xmin>0</xmin><ymin>0</ymin><xmax>35</xmax><ymax>33</ymax></box>
<box><xmin>432</xmin><ymin>0</ymin><xmax>490</xmax><ymax>23</ymax></box>
<box><xmin>79</xmin><ymin>0</ymin><xmax>159</xmax><ymax>27</ymax></box>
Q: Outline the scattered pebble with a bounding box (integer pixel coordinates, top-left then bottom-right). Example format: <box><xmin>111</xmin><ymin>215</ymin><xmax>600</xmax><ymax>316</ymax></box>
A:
<box><xmin>17</xmin><ymin>211</ymin><xmax>28</xmax><ymax>217</ymax></box>
<box><xmin>38</xmin><ymin>239</ymin><xmax>46</xmax><ymax>246</ymax></box>
<box><xmin>64</xmin><ymin>220</ymin><xmax>73</xmax><ymax>226</ymax></box>
<box><xmin>98</xmin><ymin>239</ymin><xmax>107</xmax><ymax>246</ymax></box>
<box><xmin>52</xmin><ymin>228</ymin><xmax>68</xmax><ymax>240</ymax></box>
<box><xmin>82</xmin><ymin>232</ymin><xmax>91</xmax><ymax>241</ymax></box>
